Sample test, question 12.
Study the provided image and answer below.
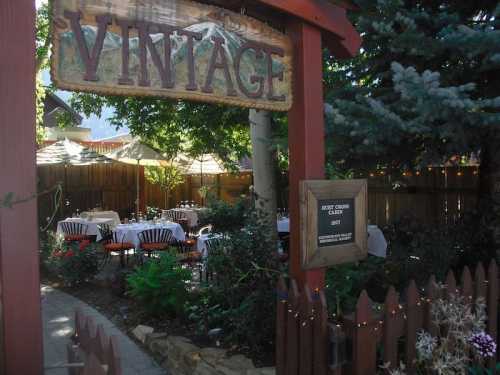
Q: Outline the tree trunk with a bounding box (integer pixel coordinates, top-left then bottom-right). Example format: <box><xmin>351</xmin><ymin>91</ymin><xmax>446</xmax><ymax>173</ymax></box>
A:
<box><xmin>250</xmin><ymin>109</ymin><xmax>278</xmax><ymax>240</ymax></box>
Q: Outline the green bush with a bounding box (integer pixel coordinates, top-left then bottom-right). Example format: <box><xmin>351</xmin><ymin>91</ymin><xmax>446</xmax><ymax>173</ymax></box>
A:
<box><xmin>187</xmin><ymin>202</ymin><xmax>283</xmax><ymax>358</ymax></box>
<box><xmin>127</xmin><ymin>252</ymin><xmax>191</xmax><ymax>317</ymax></box>
<box><xmin>325</xmin><ymin>212</ymin><xmax>497</xmax><ymax>316</ymax></box>
<box><xmin>49</xmin><ymin>239</ymin><xmax>99</xmax><ymax>286</ymax></box>
<box><xmin>198</xmin><ymin>198</ymin><xmax>249</xmax><ymax>233</ymax></box>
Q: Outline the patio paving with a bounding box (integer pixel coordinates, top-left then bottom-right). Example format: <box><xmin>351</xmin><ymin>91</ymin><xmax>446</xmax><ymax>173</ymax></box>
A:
<box><xmin>42</xmin><ymin>285</ymin><xmax>167</xmax><ymax>375</ymax></box>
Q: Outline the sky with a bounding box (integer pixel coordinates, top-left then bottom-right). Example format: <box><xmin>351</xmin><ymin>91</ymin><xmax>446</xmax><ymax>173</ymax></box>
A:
<box><xmin>37</xmin><ymin>0</ymin><xmax>128</xmax><ymax>140</ymax></box>
<box><xmin>41</xmin><ymin>70</ymin><xmax>130</xmax><ymax>140</ymax></box>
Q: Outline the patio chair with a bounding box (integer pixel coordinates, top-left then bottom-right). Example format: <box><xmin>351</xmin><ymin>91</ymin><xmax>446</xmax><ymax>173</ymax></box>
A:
<box><xmin>61</xmin><ymin>222</ymin><xmax>89</xmax><ymax>242</ymax></box>
<box><xmin>162</xmin><ymin>209</ymin><xmax>187</xmax><ymax>222</ymax></box>
<box><xmin>98</xmin><ymin>224</ymin><xmax>134</xmax><ymax>267</ymax></box>
<box><xmin>203</xmin><ymin>238</ymin><xmax>221</xmax><ymax>282</ymax></box>
<box><xmin>138</xmin><ymin>228</ymin><xmax>175</xmax><ymax>256</ymax></box>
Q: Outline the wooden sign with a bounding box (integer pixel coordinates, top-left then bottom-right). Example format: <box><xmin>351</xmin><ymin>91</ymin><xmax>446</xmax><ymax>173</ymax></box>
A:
<box><xmin>300</xmin><ymin>180</ymin><xmax>367</xmax><ymax>269</ymax></box>
<box><xmin>51</xmin><ymin>0</ymin><xmax>293</xmax><ymax>111</ymax></box>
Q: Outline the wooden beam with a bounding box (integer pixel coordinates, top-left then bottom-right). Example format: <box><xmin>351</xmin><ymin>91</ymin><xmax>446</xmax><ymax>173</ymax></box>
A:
<box><xmin>256</xmin><ymin>0</ymin><xmax>361</xmax><ymax>58</ymax></box>
<box><xmin>0</xmin><ymin>0</ymin><xmax>43</xmax><ymax>373</ymax></box>
<box><xmin>287</xmin><ymin>20</ymin><xmax>326</xmax><ymax>290</ymax></box>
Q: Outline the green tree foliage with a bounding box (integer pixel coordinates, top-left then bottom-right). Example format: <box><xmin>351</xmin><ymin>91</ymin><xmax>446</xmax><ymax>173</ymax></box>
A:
<box><xmin>69</xmin><ymin>93</ymin><xmax>252</xmax><ymax>166</ymax></box>
<box><xmin>145</xmin><ymin>165</ymin><xmax>185</xmax><ymax>208</ymax></box>
<box><xmin>35</xmin><ymin>0</ymin><xmax>52</xmax><ymax>143</ymax></box>
<box><xmin>325</xmin><ymin>0</ymin><xmax>500</xmax><ymax>173</ymax></box>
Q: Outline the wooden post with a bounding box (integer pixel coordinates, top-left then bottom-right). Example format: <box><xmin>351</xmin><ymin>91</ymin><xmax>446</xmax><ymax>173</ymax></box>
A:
<box><xmin>0</xmin><ymin>0</ymin><xmax>43</xmax><ymax>373</ymax></box>
<box><xmin>287</xmin><ymin>20</ymin><xmax>326</xmax><ymax>290</ymax></box>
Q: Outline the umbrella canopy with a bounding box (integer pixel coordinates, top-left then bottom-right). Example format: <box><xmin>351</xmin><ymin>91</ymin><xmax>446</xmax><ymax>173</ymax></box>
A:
<box><xmin>180</xmin><ymin>154</ymin><xmax>227</xmax><ymax>175</ymax></box>
<box><xmin>37</xmin><ymin>139</ymin><xmax>112</xmax><ymax>166</ymax></box>
<box><xmin>105</xmin><ymin>139</ymin><xmax>169</xmax><ymax>166</ymax></box>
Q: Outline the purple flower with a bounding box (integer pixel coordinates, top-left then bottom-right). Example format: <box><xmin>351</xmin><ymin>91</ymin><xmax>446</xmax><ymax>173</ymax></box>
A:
<box><xmin>469</xmin><ymin>331</ymin><xmax>497</xmax><ymax>358</ymax></box>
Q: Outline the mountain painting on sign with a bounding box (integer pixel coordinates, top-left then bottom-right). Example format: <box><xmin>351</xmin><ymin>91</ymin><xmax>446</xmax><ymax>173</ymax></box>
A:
<box><xmin>51</xmin><ymin>0</ymin><xmax>293</xmax><ymax>111</ymax></box>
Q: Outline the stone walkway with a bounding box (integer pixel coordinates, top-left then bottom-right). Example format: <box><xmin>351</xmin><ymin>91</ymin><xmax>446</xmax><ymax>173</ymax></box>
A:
<box><xmin>42</xmin><ymin>285</ymin><xmax>167</xmax><ymax>375</ymax></box>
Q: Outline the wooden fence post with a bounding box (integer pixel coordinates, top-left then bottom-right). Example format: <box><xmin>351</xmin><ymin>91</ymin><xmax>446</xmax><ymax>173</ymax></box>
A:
<box><xmin>383</xmin><ymin>287</ymin><xmax>399</xmax><ymax>370</ymax></box>
<box><xmin>299</xmin><ymin>285</ymin><xmax>314</xmax><ymax>375</ymax></box>
<box><xmin>405</xmin><ymin>281</ymin><xmax>421</xmax><ymax>374</ymax></box>
<box><xmin>353</xmin><ymin>291</ymin><xmax>376</xmax><ymax>375</ymax></box>
<box><xmin>423</xmin><ymin>276</ymin><xmax>438</xmax><ymax>337</ymax></box>
<box><xmin>487</xmin><ymin>260</ymin><xmax>498</xmax><ymax>368</ymax></box>
<box><xmin>313</xmin><ymin>289</ymin><xmax>328</xmax><ymax>375</ymax></box>
<box><xmin>276</xmin><ymin>278</ymin><xmax>288</xmax><ymax>375</ymax></box>
<box><xmin>286</xmin><ymin>280</ymin><xmax>300</xmax><ymax>375</ymax></box>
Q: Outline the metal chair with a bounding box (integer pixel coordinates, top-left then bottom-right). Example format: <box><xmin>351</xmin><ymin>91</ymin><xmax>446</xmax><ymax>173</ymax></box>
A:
<box><xmin>203</xmin><ymin>238</ymin><xmax>221</xmax><ymax>282</ymax></box>
<box><xmin>61</xmin><ymin>222</ymin><xmax>89</xmax><ymax>242</ymax></box>
<box><xmin>98</xmin><ymin>224</ymin><xmax>134</xmax><ymax>267</ymax></box>
<box><xmin>138</xmin><ymin>228</ymin><xmax>175</xmax><ymax>256</ymax></box>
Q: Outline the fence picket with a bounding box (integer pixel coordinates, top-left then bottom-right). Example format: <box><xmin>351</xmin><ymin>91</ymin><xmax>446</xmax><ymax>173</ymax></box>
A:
<box><xmin>461</xmin><ymin>266</ymin><xmax>473</xmax><ymax>302</ymax></box>
<box><xmin>424</xmin><ymin>276</ymin><xmax>438</xmax><ymax>337</ymax></box>
<box><xmin>405</xmin><ymin>281</ymin><xmax>420</xmax><ymax>374</ymax></box>
<box><xmin>487</xmin><ymin>260</ymin><xmax>498</xmax><ymax>367</ymax></box>
<box><xmin>446</xmin><ymin>270</ymin><xmax>457</xmax><ymax>297</ymax></box>
<box><xmin>286</xmin><ymin>280</ymin><xmax>300</xmax><ymax>375</ymax></box>
<box><xmin>383</xmin><ymin>287</ymin><xmax>399</xmax><ymax>370</ymax></box>
<box><xmin>474</xmin><ymin>263</ymin><xmax>486</xmax><ymax>300</ymax></box>
<box><xmin>107</xmin><ymin>336</ymin><xmax>122</xmax><ymax>375</ymax></box>
<box><xmin>313</xmin><ymin>289</ymin><xmax>328</xmax><ymax>375</ymax></box>
<box><xmin>299</xmin><ymin>285</ymin><xmax>314</xmax><ymax>375</ymax></box>
<box><xmin>276</xmin><ymin>278</ymin><xmax>288</xmax><ymax>375</ymax></box>
<box><xmin>353</xmin><ymin>291</ymin><xmax>376</xmax><ymax>375</ymax></box>
<box><xmin>93</xmin><ymin>325</ymin><xmax>108</xmax><ymax>364</ymax></box>
<box><xmin>82</xmin><ymin>353</ymin><xmax>106</xmax><ymax>375</ymax></box>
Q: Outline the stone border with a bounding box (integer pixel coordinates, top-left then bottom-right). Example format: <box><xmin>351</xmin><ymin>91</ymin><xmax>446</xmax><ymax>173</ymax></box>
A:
<box><xmin>144</xmin><ymin>333</ymin><xmax>275</xmax><ymax>375</ymax></box>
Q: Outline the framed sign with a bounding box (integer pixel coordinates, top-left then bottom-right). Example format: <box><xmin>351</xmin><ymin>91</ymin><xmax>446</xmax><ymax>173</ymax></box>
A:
<box><xmin>51</xmin><ymin>0</ymin><xmax>293</xmax><ymax>112</ymax></box>
<box><xmin>300</xmin><ymin>180</ymin><xmax>367</xmax><ymax>269</ymax></box>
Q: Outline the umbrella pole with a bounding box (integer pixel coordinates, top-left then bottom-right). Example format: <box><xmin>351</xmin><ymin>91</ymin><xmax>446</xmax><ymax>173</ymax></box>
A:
<box><xmin>200</xmin><ymin>160</ymin><xmax>203</xmax><ymax>206</ymax></box>
<box><xmin>136</xmin><ymin>159</ymin><xmax>140</xmax><ymax>216</ymax></box>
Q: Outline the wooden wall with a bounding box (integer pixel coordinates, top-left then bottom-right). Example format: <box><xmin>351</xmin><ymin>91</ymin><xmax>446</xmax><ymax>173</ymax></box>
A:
<box><xmin>38</xmin><ymin>163</ymin><xmax>479</xmax><ymax>228</ymax></box>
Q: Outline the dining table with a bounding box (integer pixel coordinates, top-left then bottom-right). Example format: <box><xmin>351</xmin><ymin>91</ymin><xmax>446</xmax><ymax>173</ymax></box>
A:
<box><xmin>81</xmin><ymin>210</ymin><xmax>121</xmax><ymax>227</ymax></box>
<box><xmin>57</xmin><ymin>217</ymin><xmax>115</xmax><ymax>241</ymax></box>
<box><xmin>114</xmin><ymin>221</ymin><xmax>186</xmax><ymax>250</ymax></box>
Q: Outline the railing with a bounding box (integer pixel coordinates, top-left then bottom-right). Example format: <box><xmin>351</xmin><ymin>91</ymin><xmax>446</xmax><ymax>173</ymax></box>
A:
<box><xmin>67</xmin><ymin>308</ymin><xmax>122</xmax><ymax>375</ymax></box>
<box><xmin>276</xmin><ymin>261</ymin><xmax>499</xmax><ymax>375</ymax></box>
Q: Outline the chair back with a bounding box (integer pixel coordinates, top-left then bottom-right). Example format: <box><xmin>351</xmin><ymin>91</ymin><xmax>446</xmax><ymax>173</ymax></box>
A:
<box><xmin>61</xmin><ymin>221</ymin><xmax>88</xmax><ymax>236</ymax></box>
<box><xmin>205</xmin><ymin>238</ymin><xmax>221</xmax><ymax>255</ymax></box>
<box><xmin>197</xmin><ymin>225</ymin><xmax>212</xmax><ymax>236</ymax></box>
<box><xmin>138</xmin><ymin>228</ymin><xmax>174</xmax><ymax>245</ymax></box>
<box><xmin>97</xmin><ymin>224</ymin><xmax>112</xmax><ymax>242</ymax></box>
<box><xmin>162</xmin><ymin>209</ymin><xmax>187</xmax><ymax>223</ymax></box>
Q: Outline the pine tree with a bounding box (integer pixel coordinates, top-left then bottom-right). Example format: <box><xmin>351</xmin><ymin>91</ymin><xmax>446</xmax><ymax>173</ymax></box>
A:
<box><xmin>324</xmin><ymin>0</ymin><xmax>500</xmax><ymax>242</ymax></box>
<box><xmin>326</xmin><ymin>0</ymin><xmax>500</xmax><ymax>169</ymax></box>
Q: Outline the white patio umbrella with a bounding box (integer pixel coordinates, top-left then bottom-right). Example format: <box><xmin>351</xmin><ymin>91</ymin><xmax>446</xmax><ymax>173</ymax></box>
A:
<box><xmin>105</xmin><ymin>140</ymin><xmax>169</xmax><ymax>214</ymax></box>
<box><xmin>37</xmin><ymin>138</ymin><xmax>112</xmax><ymax>166</ymax></box>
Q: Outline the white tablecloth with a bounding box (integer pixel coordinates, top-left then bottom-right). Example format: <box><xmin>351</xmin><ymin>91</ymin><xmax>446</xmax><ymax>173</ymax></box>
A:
<box><xmin>81</xmin><ymin>211</ymin><xmax>121</xmax><ymax>227</ymax></box>
<box><xmin>114</xmin><ymin>222</ymin><xmax>186</xmax><ymax>249</ymax></box>
<box><xmin>367</xmin><ymin>225</ymin><xmax>387</xmax><ymax>258</ymax></box>
<box><xmin>274</xmin><ymin>219</ymin><xmax>387</xmax><ymax>258</ymax></box>
<box><xmin>277</xmin><ymin>218</ymin><xmax>290</xmax><ymax>233</ymax></box>
<box><xmin>57</xmin><ymin>218</ymin><xmax>114</xmax><ymax>241</ymax></box>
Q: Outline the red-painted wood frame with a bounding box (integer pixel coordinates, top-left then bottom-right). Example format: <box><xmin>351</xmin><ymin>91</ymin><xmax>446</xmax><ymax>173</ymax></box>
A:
<box><xmin>0</xmin><ymin>0</ymin><xmax>43</xmax><ymax>374</ymax></box>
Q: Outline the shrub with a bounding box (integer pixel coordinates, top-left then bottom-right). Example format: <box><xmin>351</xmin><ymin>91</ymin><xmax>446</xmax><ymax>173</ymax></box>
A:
<box><xmin>49</xmin><ymin>239</ymin><xmax>99</xmax><ymax>286</ymax></box>
<box><xmin>187</xmin><ymin>202</ymin><xmax>283</xmax><ymax>359</ymax></box>
<box><xmin>198</xmin><ymin>198</ymin><xmax>249</xmax><ymax>233</ymax></box>
<box><xmin>127</xmin><ymin>252</ymin><xmax>191</xmax><ymax>317</ymax></box>
<box><xmin>385</xmin><ymin>293</ymin><xmax>499</xmax><ymax>374</ymax></box>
